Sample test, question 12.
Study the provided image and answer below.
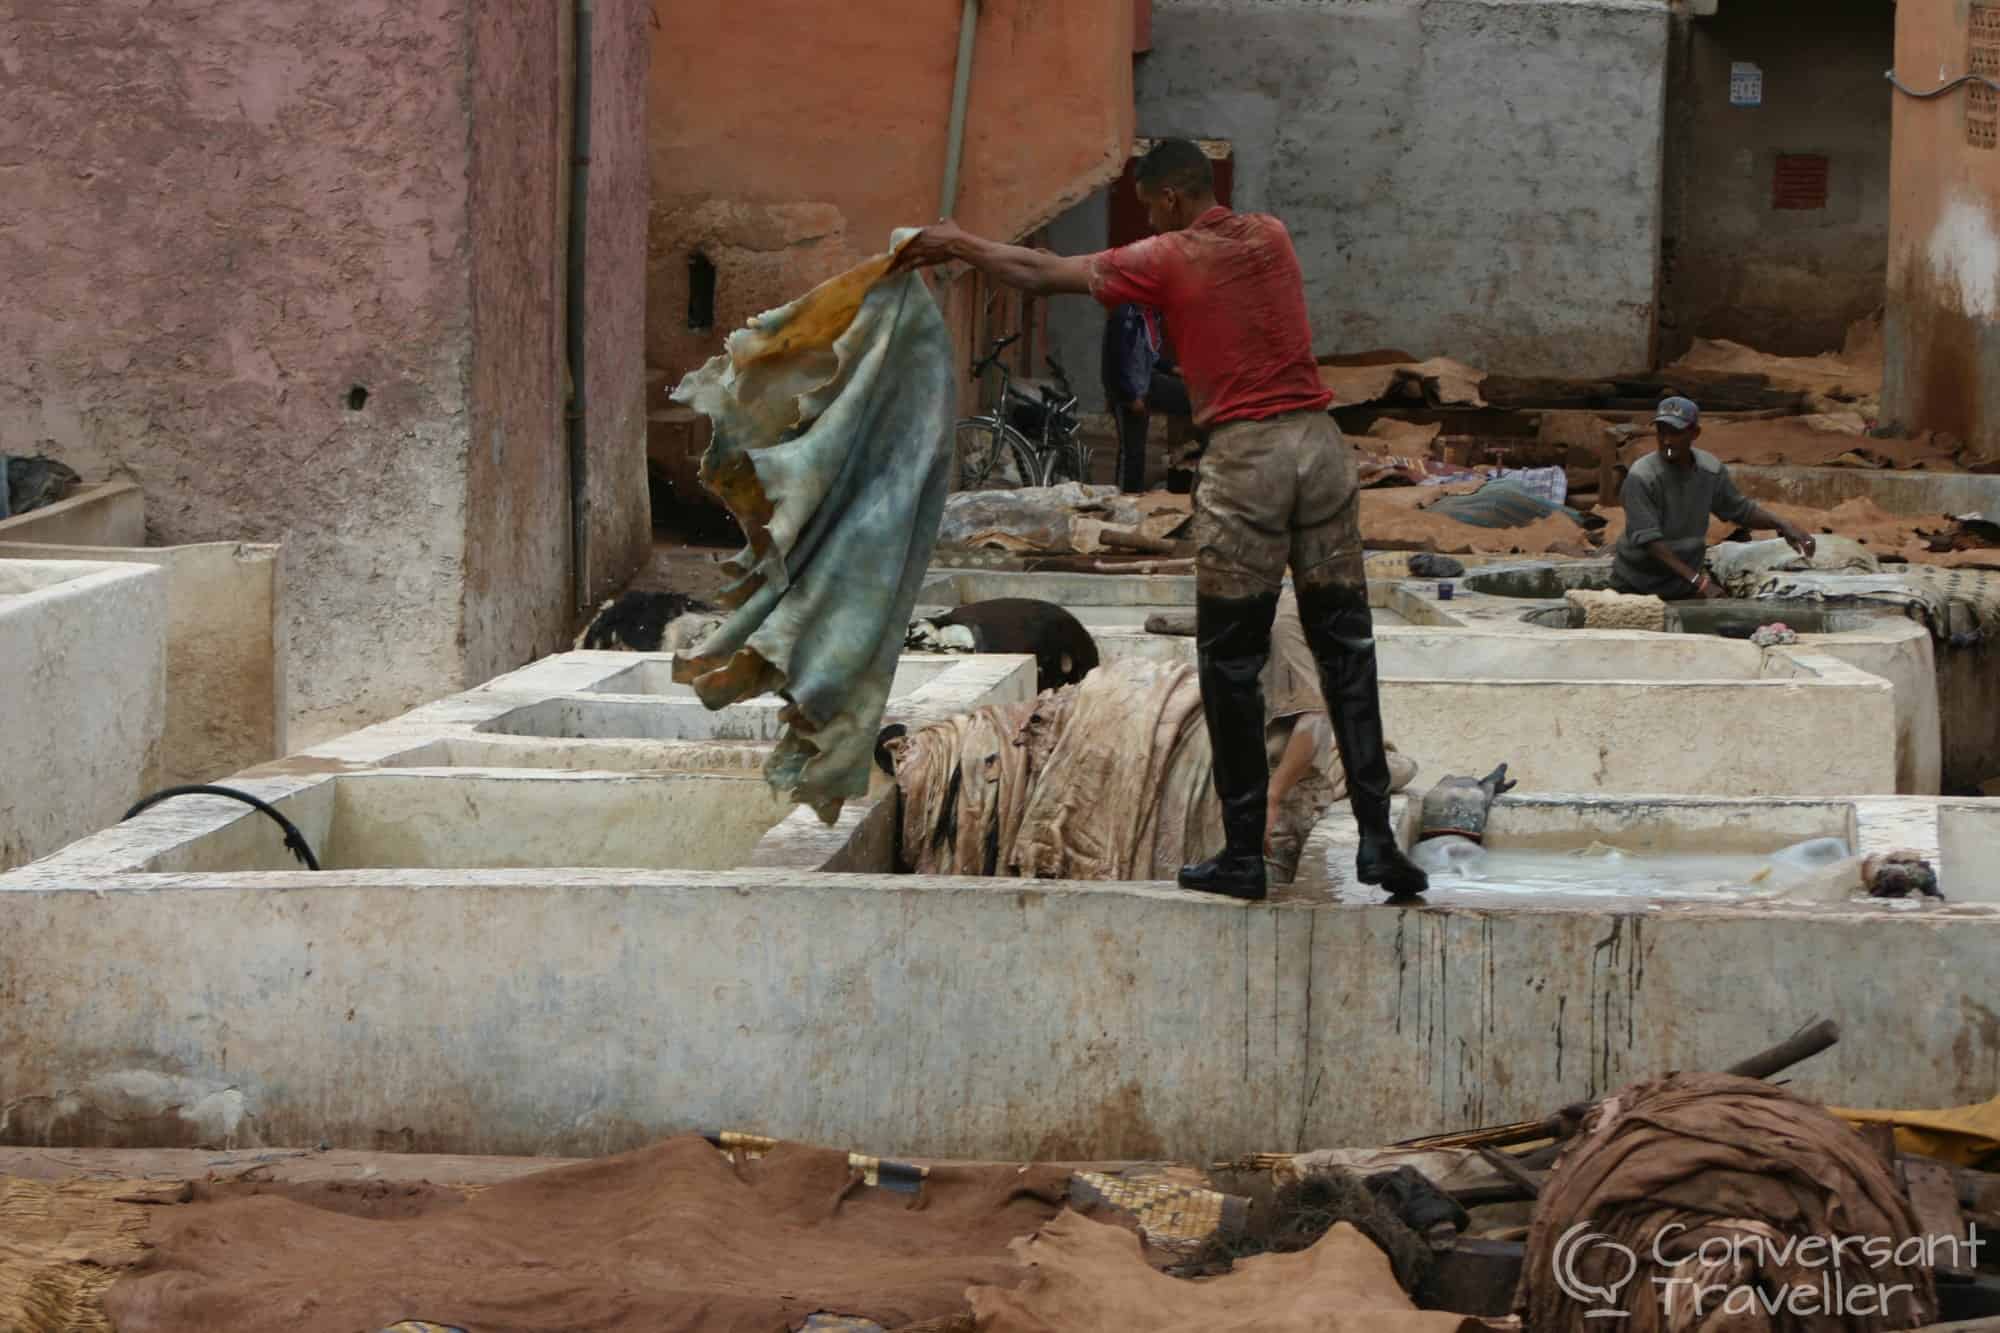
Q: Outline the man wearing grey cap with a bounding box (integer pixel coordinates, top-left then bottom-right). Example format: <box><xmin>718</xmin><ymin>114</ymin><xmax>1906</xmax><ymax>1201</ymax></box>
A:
<box><xmin>1611</xmin><ymin>396</ymin><xmax>1817</xmax><ymax>600</ymax></box>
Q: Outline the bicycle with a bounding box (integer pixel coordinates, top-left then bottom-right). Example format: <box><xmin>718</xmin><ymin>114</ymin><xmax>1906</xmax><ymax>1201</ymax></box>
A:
<box><xmin>954</xmin><ymin>333</ymin><xmax>1091</xmax><ymax>490</ymax></box>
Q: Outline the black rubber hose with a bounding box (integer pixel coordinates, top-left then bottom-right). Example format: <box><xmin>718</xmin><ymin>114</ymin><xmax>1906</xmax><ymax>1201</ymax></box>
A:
<box><xmin>1885</xmin><ymin>69</ymin><xmax>2000</xmax><ymax>99</ymax></box>
<box><xmin>121</xmin><ymin>784</ymin><xmax>320</xmax><ymax>871</ymax></box>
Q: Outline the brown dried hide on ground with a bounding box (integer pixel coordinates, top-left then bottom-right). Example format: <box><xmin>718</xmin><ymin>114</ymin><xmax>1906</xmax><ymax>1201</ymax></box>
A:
<box><xmin>102</xmin><ymin>1136</ymin><xmax>1072</xmax><ymax>1333</ymax></box>
<box><xmin>968</xmin><ymin>1209</ymin><xmax>1510</xmax><ymax>1332</ymax></box>
<box><xmin>1359</xmin><ymin>488</ymin><xmax>1599</xmax><ymax>557</ymax></box>
<box><xmin>1517</xmin><ymin>1073</ymin><xmax>1936</xmax><ymax>1332</ymax></box>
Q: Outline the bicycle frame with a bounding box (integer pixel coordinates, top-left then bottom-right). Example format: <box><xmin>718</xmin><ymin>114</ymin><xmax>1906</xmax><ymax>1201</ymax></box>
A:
<box><xmin>962</xmin><ymin>334</ymin><xmax>1089</xmax><ymax>487</ymax></box>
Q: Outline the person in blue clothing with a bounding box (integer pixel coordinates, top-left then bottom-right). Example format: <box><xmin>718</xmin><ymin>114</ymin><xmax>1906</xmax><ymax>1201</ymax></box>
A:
<box><xmin>1101</xmin><ymin>301</ymin><xmax>1194</xmax><ymax>493</ymax></box>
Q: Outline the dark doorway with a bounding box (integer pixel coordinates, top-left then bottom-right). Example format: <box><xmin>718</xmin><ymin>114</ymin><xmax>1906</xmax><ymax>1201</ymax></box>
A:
<box><xmin>1658</xmin><ymin>0</ymin><xmax>1893</xmax><ymax>359</ymax></box>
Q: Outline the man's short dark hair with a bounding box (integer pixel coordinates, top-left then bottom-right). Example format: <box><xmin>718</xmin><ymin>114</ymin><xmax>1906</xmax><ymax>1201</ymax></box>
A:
<box><xmin>1135</xmin><ymin>138</ymin><xmax>1214</xmax><ymax>195</ymax></box>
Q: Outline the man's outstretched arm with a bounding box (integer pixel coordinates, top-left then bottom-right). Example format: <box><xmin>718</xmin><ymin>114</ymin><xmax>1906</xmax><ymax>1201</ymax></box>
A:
<box><xmin>895</xmin><ymin>221</ymin><xmax>1095</xmax><ymax>297</ymax></box>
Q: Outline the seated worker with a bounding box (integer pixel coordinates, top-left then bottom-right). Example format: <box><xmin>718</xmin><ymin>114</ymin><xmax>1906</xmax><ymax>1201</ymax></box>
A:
<box><xmin>1612</xmin><ymin>396</ymin><xmax>1817</xmax><ymax>600</ymax></box>
<box><xmin>1259</xmin><ymin>586</ymin><xmax>1415</xmax><ymax>877</ymax></box>
<box><xmin>1100</xmin><ymin>301</ymin><xmax>1193</xmax><ymax>493</ymax></box>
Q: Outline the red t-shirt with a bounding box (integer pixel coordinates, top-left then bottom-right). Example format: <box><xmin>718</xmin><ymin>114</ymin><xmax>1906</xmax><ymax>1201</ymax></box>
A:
<box><xmin>1087</xmin><ymin>206</ymin><xmax>1332</xmax><ymax>428</ymax></box>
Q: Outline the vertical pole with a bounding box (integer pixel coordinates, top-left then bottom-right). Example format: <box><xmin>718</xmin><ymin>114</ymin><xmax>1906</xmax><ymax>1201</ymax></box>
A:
<box><xmin>940</xmin><ymin>0</ymin><xmax>980</xmax><ymax>218</ymax></box>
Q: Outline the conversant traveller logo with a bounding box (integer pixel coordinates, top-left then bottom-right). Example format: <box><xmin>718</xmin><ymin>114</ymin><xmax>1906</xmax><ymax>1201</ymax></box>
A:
<box><xmin>1550</xmin><ymin>1219</ymin><xmax>1984</xmax><ymax>1321</ymax></box>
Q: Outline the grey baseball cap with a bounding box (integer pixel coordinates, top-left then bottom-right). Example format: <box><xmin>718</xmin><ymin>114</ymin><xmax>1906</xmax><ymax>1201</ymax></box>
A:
<box><xmin>1654</xmin><ymin>396</ymin><xmax>1700</xmax><ymax>431</ymax></box>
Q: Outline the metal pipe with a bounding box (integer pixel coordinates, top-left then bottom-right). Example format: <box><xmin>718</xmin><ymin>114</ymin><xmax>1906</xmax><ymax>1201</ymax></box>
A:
<box><xmin>565</xmin><ymin>0</ymin><xmax>595</xmax><ymax>610</ymax></box>
<box><xmin>939</xmin><ymin>0</ymin><xmax>980</xmax><ymax>218</ymax></box>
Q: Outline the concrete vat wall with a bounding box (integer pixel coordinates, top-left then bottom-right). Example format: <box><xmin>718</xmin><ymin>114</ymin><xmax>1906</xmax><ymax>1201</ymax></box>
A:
<box><xmin>1096</xmin><ymin>627</ymin><xmax>1898</xmax><ymax>797</ymax></box>
<box><xmin>1939</xmin><ymin>801</ymin><xmax>2000</xmax><ymax>902</ymax></box>
<box><xmin>0</xmin><ymin>540</ymin><xmax>285</xmax><ymax>785</ymax></box>
<box><xmin>1660</xmin><ymin>0</ymin><xmax>1892</xmax><ymax>358</ymax></box>
<box><xmin>1380</xmin><ymin>644</ymin><xmax>1895</xmax><ymax>798</ymax></box>
<box><xmin>1884</xmin><ymin>2</ymin><xmax>2000</xmax><ymax>459</ymax></box>
<box><xmin>1730</xmin><ymin>464</ymin><xmax>2000</xmax><ymax>517</ymax></box>
<box><xmin>644</xmin><ymin>0</ymin><xmax>1135</xmax><ymax>392</ymax></box>
<box><xmin>919</xmin><ymin>566</ymin><xmax>1930</xmax><ymax>794</ymax></box>
<box><xmin>0</xmin><ymin>480</ymin><xmax>144</xmax><ymax>547</ymax></box>
<box><xmin>0</xmin><ymin>871</ymin><xmax>1993</xmax><ymax>1159</ymax></box>
<box><xmin>54</xmin><ymin>771</ymin><xmax>798</xmax><ymax>876</ymax></box>
<box><xmin>0</xmin><ymin>561</ymin><xmax>165</xmax><ymax>871</ymax></box>
<box><xmin>1047</xmin><ymin>0</ymin><xmax>1670</xmax><ymax>381</ymax></box>
<box><xmin>1</xmin><ymin>2</ymin><xmax>652</xmax><ymax>747</ymax></box>
<box><xmin>1395</xmin><ymin>565</ymin><xmax>1940</xmax><ymax>797</ymax></box>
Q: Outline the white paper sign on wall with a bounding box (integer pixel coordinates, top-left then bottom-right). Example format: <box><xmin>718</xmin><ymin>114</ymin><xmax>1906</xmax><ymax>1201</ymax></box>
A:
<box><xmin>1730</xmin><ymin>62</ymin><xmax>1764</xmax><ymax>108</ymax></box>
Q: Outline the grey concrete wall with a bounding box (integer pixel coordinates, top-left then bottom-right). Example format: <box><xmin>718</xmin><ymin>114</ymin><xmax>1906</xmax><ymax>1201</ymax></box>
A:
<box><xmin>1660</xmin><ymin>0</ymin><xmax>1892</xmax><ymax>359</ymax></box>
<box><xmin>1047</xmin><ymin>193</ymin><xmax>1113</xmax><ymax>414</ymax></box>
<box><xmin>1050</xmin><ymin>0</ymin><xmax>1671</xmax><ymax>379</ymax></box>
<box><xmin>0</xmin><ymin>871</ymin><xmax>1993</xmax><ymax>1158</ymax></box>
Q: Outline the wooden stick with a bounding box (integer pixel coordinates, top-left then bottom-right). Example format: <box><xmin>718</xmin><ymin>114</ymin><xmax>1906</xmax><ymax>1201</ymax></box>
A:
<box><xmin>1724</xmin><ymin>1017</ymin><xmax>1840</xmax><ymax>1081</ymax></box>
<box><xmin>1476</xmin><ymin>1146</ymin><xmax>1544</xmax><ymax>1199</ymax></box>
<box><xmin>1099</xmin><ymin>525</ymin><xmax>1177</xmax><ymax>555</ymax></box>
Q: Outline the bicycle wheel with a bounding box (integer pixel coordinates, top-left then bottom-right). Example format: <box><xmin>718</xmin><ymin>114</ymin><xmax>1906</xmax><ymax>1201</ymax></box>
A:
<box><xmin>954</xmin><ymin>418</ymin><xmax>1038</xmax><ymax>491</ymax></box>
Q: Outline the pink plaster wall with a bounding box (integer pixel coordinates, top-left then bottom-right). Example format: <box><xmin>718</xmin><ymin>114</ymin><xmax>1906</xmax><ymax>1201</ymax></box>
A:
<box><xmin>0</xmin><ymin>0</ymin><xmax>477</xmax><ymax>743</ymax></box>
<box><xmin>1884</xmin><ymin>1</ymin><xmax>2000</xmax><ymax>460</ymax></box>
<box><xmin>644</xmin><ymin>0</ymin><xmax>1134</xmax><ymax>391</ymax></box>
<box><xmin>4</xmin><ymin>0</ymin><xmax>655</xmax><ymax>738</ymax></box>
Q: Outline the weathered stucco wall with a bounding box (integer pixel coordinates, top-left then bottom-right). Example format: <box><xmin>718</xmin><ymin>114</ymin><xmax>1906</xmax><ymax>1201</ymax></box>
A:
<box><xmin>4</xmin><ymin>3</ymin><xmax>654</xmax><ymax>744</ymax></box>
<box><xmin>0</xmin><ymin>1</ymin><xmax>475</xmax><ymax>745</ymax></box>
<box><xmin>1884</xmin><ymin>1</ymin><xmax>2000</xmax><ymax>459</ymax></box>
<box><xmin>1661</xmin><ymin>0</ymin><xmax>1891</xmax><ymax>358</ymax></box>
<box><xmin>463</xmin><ymin>1</ymin><xmax>572</xmax><ymax>685</ymax></box>
<box><xmin>1107</xmin><ymin>0</ymin><xmax>1668</xmax><ymax>376</ymax></box>
<box><xmin>644</xmin><ymin>0</ymin><xmax>1134</xmax><ymax>393</ymax></box>
<box><xmin>582</xmin><ymin>0</ymin><xmax>655</xmax><ymax>602</ymax></box>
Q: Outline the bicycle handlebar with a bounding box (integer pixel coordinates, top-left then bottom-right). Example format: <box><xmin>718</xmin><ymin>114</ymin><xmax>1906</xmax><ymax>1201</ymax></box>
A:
<box><xmin>971</xmin><ymin>332</ymin><xmax>1023</xmax><ymax>375</ymax></box>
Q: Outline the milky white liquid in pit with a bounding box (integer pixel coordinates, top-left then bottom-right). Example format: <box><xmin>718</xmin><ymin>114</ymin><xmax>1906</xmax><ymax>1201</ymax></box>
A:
<box><xmin>1410</xmin><ymin>836</ymin><xmax>1853</xmax><ymax>900</ymax></box>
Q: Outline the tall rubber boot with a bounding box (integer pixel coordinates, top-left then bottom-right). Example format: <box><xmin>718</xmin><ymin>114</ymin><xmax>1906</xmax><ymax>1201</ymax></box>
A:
<box><xmin>1178</xmin><ymin>591</ymin><xmax>1280</xmax><ymax>902</ymax></box>
<box><xmin>1296</xmin><ymin>584</ymin><xmax>1430</xmax><ymax>898</ymax></box>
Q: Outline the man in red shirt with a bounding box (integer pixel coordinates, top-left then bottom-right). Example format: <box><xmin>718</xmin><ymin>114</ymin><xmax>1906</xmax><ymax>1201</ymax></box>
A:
<box><xmin>896</xmin><ymin>139</ymin><xmax>1427</xmax><ymax>900</ymax></box>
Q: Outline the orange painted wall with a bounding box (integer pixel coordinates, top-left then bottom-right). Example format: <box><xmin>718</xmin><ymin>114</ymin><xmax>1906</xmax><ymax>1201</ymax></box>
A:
<box><xmin>645</xmin><ymin>0</ymin><xmax>1133</xmax><ymax>397</ymax></box>
<box><xmin>1885</xmin><ymin>1</ymin><xmax>2000</xmax><ymax>458</ymax></box>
